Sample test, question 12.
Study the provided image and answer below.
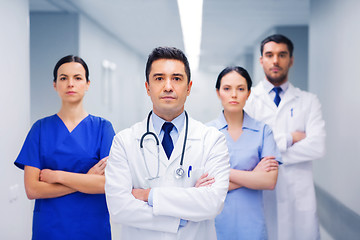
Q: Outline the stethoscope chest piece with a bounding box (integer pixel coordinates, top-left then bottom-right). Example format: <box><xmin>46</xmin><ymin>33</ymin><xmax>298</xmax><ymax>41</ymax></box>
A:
<box><xmin>174</xmin><ymin>167</ymin><xmax>185</xmax><ymax>179</ymax></box>
<box><xmin>141</xmin><ymin>110</ymin><xmax>189</xmax><ymax>181</ymax></box>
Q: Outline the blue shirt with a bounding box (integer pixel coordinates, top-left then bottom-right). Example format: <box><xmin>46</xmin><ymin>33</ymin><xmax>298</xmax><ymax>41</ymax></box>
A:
<box><xmin>207</xmin><ymin>111</ymin><xmax>281</xmax><ymax>240</ymax></box>
<box><xmin>14</xmin><ymin>114</ymin><xmax>115</xmax><ymax>240</ymax></box>
<box><xmin>151</xmin><ymin>111</ymin><xmax>185</xmax><ymax>145</ymax></box>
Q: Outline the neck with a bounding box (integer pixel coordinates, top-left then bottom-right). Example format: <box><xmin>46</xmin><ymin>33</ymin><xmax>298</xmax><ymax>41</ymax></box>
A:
<box><xmin>57</xmin><ymin>101</ymin><xmax>88</xmax><ymax>122</ymax></box>
<box><xmin>223</xmin><ymin>109</ymin><xmax>244</xmax><ymax>128</ymax></box>
<box><xmin>153</xmin><ymin>107</ymin><xmax>184</xmax><ymax>122</ymax></box>
<box><xmin>266</xmin><ymin>76</ymin><xmax>288</xmax><ymax>87</ymax></box>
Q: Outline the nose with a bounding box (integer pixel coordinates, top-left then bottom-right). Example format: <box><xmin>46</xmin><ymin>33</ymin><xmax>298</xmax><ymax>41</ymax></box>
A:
<box><xmin>163</xmin><ymin>78</ymin><xmax>173</xmax><ymax>91</ymax></box>
<box><xmin>68</xmin><ymin>78</ymin><xmax>74</xmax><ymax>87</ymax></box>
<box><xmin>231</xmin><ymin>89</ymin><xmax>237</xmax><ymax>98</ymax></box>
<box><xmin>273</xmin><ymin>55</ymin><xmax>279</xmax><ymax>64</ymax></box>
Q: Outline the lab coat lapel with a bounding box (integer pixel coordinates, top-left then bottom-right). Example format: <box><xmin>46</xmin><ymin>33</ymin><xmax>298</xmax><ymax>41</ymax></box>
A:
<box><xmin>135</xmin><ymin>117</ymin><xmax>161</xmax><ymax>161</ymax></box>
<box><xmin>278</xmin><ymin>83</ymin><xmax>299</xmax><ymax>110</ymax></box>
<box><xmin>254</xmin><ymin>81</ymin><xmax>277</xmax><ymax>110</ymax></box>
<box><xmin>168</xmin><ymin>119</ymin><xmax>192</xmax><ymax>166</ymax></box>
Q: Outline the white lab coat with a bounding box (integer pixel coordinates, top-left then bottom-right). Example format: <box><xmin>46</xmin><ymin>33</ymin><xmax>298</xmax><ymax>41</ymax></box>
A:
<box><xmin>244</xmin><ymin>81</ymin><xmax>325</xmax><ymax>240</ymax></box>
<box><xmin>105</xmin><ymin>115</ymin><xmax>230</xmax><ymax>240</ymax></box>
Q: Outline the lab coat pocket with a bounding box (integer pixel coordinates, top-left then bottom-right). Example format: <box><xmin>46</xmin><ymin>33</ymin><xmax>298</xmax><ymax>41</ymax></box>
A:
<box><xmin>183</xmin><ymin>168</ymin><xmax>204</xmax><ymax>187</ymax></box>
<box><xmin>288</xmin><ymin>107</ymin><xmax>306</xmax><ymax>132</ymax></box>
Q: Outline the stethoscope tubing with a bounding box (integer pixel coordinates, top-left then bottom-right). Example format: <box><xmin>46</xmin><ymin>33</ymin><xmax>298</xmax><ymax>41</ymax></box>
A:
<box><xmin>140</xmin><ymin>110</ymin><xmax>188</xmax><ymax>179</ymax></box>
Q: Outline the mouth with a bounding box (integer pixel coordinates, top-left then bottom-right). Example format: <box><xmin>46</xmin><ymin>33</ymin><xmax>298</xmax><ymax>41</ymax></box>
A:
<box><xmin>229</xmin><ymin>101</ymin><xmax>239</xmax><ymax>104</ymax></box>
<box><xmin>161</xmin><ymin>96</ymin><xmax>176</xmax><ymax>100</ymax></box>
<box><xmin>66</xmin><ymin>91</ymin><xmax>76</xmax><ymax>95</ymax></box>
<box><xmin>271</xmin><ymin>67</ymin><xmax>282</xmax><ymax>73</ymax></box>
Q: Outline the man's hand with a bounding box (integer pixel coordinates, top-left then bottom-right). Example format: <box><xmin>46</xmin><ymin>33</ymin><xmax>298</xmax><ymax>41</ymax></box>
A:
<box><xmin>292</xmin><ymin>131</ymin><xmax>306</xmax><ymax>144</ymax></box>
<box><xmin>195</xmin><ymin>173</ymin><xmax>215</xmax><ymax>188</ymax></box>
<box><xmin>132</xmin><ymin>188</ymin><xmax>151</xmax><ymax>202</ymax></box>
<box><xmin>87</xmin><ymin>157</ymin><xmax>108</xmax><ymax>175</ymax></box>
<box><xmin>253</xmin><ymin>156</ymin><xmax>278</xmax><ymax>172</ymax></box>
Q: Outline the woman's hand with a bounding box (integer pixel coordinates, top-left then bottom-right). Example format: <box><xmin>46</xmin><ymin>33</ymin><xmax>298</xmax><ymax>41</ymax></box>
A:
<box><xmin>87</xmin><ymin>157</ymin><xmax>108</xmax><ymax>175</ymax></box>
<box><xmin>253</xmin><ymin>156</ymin><xmax>279</xmax><ymax>172</ymax></box>
<box><xmin>195</xmin><ymin>173</ymin><xmax>215</xmax><ymax>188</ymax></box>
<box><xmin>40</xmin><ymin>169</ymin><xmax>60</xmax><ymax>184</ymax></box>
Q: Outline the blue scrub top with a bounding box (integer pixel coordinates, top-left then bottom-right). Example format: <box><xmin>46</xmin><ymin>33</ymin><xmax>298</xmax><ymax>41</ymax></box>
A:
<box><xmin>207</xmin><ymin>111</ymin><xmax>281</xmax><ymax>240</ymax></box>
<box><xmin>15</xmin><ymin>114</ymin><xmax>115</xmax><ymax>240</ymax></box>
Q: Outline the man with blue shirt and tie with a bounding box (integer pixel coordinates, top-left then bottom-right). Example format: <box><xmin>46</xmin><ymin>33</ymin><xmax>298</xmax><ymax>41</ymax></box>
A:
<box><xmin>105</xmin><ymin>46</ymin><xmax>230</xmax><ymax>240</ymax></box>
<box><xmin>244</xmin><ymin>34</ymin><xmax>326</xmax><ymax>240</ymax></box>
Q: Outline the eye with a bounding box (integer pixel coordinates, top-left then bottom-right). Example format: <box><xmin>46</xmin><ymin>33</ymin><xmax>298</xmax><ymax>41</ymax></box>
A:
<box><xmin>265</xmin><ymin>53</ymin><xmax>273</xmax><ymax>58</ymax></box>
<box><xmin>223</xmin><ymin>87</ymin><xmax>229</xmax><ymax>91</ymax></box>
<box><xmin>76</xmin><ymin>77</ymin><xmax>83</xmax><ymax>81</ymax></box>
<box><xmin>59</xmin><ymin>77</ymin><xmax>66</xmax><ymax>81</ymax></box>
<box><xmin>173</xmin><ymin>77</ymin><xmax>181</xmax><ymax>81</ymax></box>
<box><xmin>239</xmin><ymin>87</ymin><xmax>245</xmax><ymax>91</ymax></box>
<box><xmin>155</xmin><ymin>76</ymin><xmax>163</xmax><ymax>81</ymax></box>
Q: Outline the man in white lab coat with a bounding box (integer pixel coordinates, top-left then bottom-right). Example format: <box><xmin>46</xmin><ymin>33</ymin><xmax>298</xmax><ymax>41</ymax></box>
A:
<box><xmin>244</xmin><ymin>34</ymin><xmax>326</xmax><ymax>240</ymax></box>
<box><xmin>105</xmin><ymin>46</ymin><xmax>230</xmax><ymax>240</ymax></box>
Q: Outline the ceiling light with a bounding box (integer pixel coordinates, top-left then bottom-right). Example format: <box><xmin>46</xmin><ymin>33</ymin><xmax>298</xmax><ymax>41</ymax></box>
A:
<box><xmin>177</xmin><ymin>0</ymin><xmax>203</xmax><ymax>71</ymax></box>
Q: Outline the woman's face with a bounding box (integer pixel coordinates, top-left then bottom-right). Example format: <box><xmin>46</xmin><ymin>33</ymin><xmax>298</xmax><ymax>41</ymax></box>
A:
<box><xmin>217</xmin><ymin>71</ymin><xmax>251</xmax><ymax>113</ymax></box>
<box><xmin>53</xmin><ymin>62</ymin><xmax>90</xmax><ymax>104</ymax></box>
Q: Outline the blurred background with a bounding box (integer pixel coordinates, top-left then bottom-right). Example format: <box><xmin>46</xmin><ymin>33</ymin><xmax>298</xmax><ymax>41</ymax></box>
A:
<box><xmin>1</xmin><ymin>0</ymin><xmax>359</xmax><ymax>239</ymax></box>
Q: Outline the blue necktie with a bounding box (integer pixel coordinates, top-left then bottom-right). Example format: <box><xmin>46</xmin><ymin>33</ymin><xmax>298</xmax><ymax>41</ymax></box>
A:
<box><xmin>162</xmin><ymin>122</ymin><xmax>174</xmax><ymax>159</ymax></box>
<box><xmin>273</xmin><ymin>87</ymin><xmax>282</xmax><ymax>107</ymax></box>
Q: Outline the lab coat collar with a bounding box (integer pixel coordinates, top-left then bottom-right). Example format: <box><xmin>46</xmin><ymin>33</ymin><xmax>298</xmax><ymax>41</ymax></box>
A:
<box><xmin>253</xmin><ymin>80</ymin><xmax>300</xmax><ymax>109</ymax></box>
<box><xmin>134</xmin><ymin>111</ymin><xmax>201</xmax><ymax>167</ymax></box>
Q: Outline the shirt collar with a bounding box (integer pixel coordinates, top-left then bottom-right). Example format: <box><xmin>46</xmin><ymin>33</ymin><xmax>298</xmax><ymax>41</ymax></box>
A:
<box><xmin>263</xmin><ymin>79</ymin><xmax>289</xmax><ymax>94</ymax></box>
<box><xmin>216</xmin><ymin>111</ymin><xmax>260</xmax><ymax>131</ymax></box>
<box><xmin>152</xmin><ymin>111</ymin><xmax>185</xmax><ymax>136</ymax></box>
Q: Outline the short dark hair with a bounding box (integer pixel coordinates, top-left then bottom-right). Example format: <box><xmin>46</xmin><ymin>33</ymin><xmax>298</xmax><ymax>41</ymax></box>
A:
<box><xmin>53</xmin><ymin>55</ymin><xmax>89</xmax><ymax>82</ymax></box>
<box><xmin>215</xmin><ymin>66</ymin><xmax>252</xmax><ymax>91</ymax></box>
<box><xmin>260</xmin><ymin>34</ymin><xmax>294</xmax><ymax>57</ymax></box>
<box><xmin>145</xmin><ymin>47</ymin><xmax>191</xmax><ymax>83</ymax></box>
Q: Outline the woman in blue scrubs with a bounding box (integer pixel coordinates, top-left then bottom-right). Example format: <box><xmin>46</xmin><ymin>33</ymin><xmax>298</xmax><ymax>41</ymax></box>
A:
<box><xmin>15</xmin><ymin>55</ymin><xmax>115</xmax><ymax>239</ymax></box>
<box><xmin>207</xmin><ymin>66</ymin><xmax>281</xmax><ymax>240</ymax></box>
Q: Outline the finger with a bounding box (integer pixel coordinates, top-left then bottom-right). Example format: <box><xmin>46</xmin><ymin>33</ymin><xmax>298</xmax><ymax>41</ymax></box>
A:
<box><xmin>200</xmin><ymin>172</ymin><xmax>209</xmax><ymax>179</ymax></box>
<box><xmin>199</xmin><ymin>179</ymin><xmax>215</xmax><ymax>187</ymax></box>
<box><xmin>99</xmin><ymin>161</ymin><xmax>107</xmax><ymax>170</ymax></box>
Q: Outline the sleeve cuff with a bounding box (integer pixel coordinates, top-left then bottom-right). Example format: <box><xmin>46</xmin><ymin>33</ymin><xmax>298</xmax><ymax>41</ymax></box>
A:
<box><xmin>147</xmin><ymin>189</ymin><xmax>154</xmax><ymax>207</ymax></box>
<box><xmin>286</xmin><ymin>133</ymin><xmax>293</xmax><ymax>148</ymax></box>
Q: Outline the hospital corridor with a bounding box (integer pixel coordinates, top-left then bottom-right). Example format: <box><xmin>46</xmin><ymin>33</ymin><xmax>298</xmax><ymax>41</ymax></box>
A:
<box><xmin>1</xmin><ymin>0</ymin><xmax>359</xmax><ymax>239</ymax></box>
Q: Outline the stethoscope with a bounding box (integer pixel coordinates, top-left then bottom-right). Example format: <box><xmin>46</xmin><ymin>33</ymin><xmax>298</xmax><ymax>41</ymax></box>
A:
<box><xmin>140</xmin><ymin>110</ymin><xmax>188</xmax><ymax>180</ymax></box>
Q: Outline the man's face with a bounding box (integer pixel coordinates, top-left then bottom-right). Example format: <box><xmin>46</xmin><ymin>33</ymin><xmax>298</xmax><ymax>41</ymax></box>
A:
<box><xmin>145</xmin><ymin>59</ymin><xmax>192</xmax><ymax>121</ymax></box>
<box><xmin>260</xmin><ymin>42</ymin><xmax>294</xmax><ymax>86</ymax></box>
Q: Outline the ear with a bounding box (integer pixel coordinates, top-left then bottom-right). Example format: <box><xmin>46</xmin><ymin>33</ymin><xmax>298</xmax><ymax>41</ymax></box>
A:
<box><xmin>216</xmin><ymin>89</ymin><xmax>220</xmax><ymax>99</ymax></box>
<box><xmin>246</xmin><ymin>89</ymin><xmax>251</xmax><ymax>100</ymax></box>
<box><xmin>53</xmin><ymin>81</ymin><xmax>57</xmax><ymax>90</ymax></box>
<box><xmin>289</xmin><ymin>56</ymin><xmax>294</xmax><ymax>68</ymax></box>
<box><xmin>187</xmin><ymin>81</ymin><xmax>193</xmax><ymax>96</ymax></box>
<box><xmin>259</xmin><ymin>55</ymin><xmax>263</xmax><ymax>66</ymax></box>
<box><xmin>86</xmin><ymin>80</ymin><xmax>90</xmax><ymax>91</ymax></box>
<box><xmin>145</xmin><ymin>81</ymin><xmax>150</xmax><ymax>96</ymax></box>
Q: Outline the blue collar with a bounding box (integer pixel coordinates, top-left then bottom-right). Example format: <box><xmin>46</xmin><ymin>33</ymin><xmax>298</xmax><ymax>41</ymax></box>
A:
<box><xmin>152</xmin><ymin>111</ymin><xmax>185</xmax><ymax>136</ymax></box>
<box><xmin>216</xmin><ymin>111</ymin><xmax>260</xmax><ymax>132</ymax></box>
<box><xmin>263</xmin><ymin>79</ymin><xmax>289</xmax><ymax>94</ymax></box>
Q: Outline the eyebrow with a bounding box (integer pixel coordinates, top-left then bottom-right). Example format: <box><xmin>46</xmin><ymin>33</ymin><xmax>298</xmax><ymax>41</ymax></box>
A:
<box><xmin>264</xmin><ymin>51</ymin><xmax>289</xmax><ymax>55</ymax></box>
<box><xmin>58</xmin><ymin>74</ymin><xmax>84</xmax><ymax>79</ymax></box>
<box><xmin>152</xmin><ymin>73</ymin><xmax>184</xmax><ymax>77</ymax></box>
<box><xmin>172</xmin><ymin>73</ymin><xmax>184</xmax><ymax>77</ymax></box>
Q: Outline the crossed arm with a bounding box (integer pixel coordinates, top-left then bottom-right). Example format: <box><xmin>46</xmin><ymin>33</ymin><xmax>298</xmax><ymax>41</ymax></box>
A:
<box><xmin>228</xmin><ymin>156</ymin><xmax>279</xmax><ymax>191</ymax></box>
<box><xmin>132</xmin><ymin>157</ymin><xmax>277</xmax><ymax>200</ymax></box>
<box><xmin>24</xmin><ymin>157</ymin><xmax>108</xmax><ymax>200</ymax></box>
